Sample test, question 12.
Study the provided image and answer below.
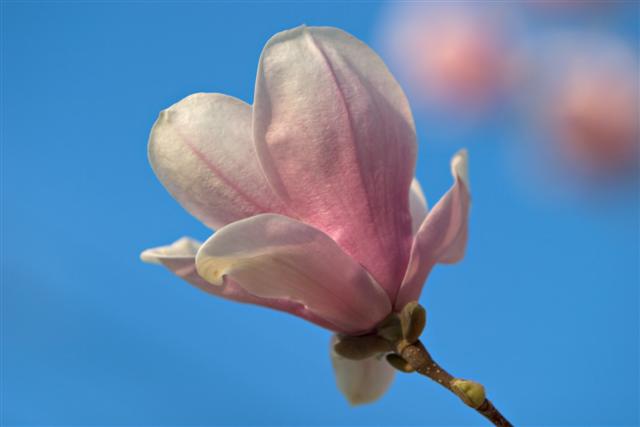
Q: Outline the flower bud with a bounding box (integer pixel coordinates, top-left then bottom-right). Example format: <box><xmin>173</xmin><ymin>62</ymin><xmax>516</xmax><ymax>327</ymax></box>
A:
<box><xmin>451</xmin><ymin>379</ymin><xmax>486</xmax><ymax>408</ymax></box>
<box><xmin>385</xmin><ymin>354</ymin><xmax>415</xmax><ymax>373</ymax></box>
<box><xmin>400</xmin><ymin>301</ymin><xmax>426</xmax><ymax>343</ymax></box>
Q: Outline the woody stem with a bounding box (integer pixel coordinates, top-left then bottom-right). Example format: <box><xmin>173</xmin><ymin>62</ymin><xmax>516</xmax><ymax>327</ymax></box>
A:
<box><xmin>397</xmin><ymin>340</ymin><xmax>513</xmax><ymax>427</ymax></box>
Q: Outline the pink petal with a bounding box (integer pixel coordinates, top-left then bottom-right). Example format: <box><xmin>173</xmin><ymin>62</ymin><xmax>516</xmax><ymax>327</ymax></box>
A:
<box><xmin>395</xmin><ymin>150</ymin><xmax>471</xmax><ymax>310</ymax></box>
<box><xmin>330</xmin><ymin>335</ymin><xmax>395</xmax><ymax>405</ymax></box>
<box><xmin>409</xmin><ymin>178</ymin><xmax>429</xmax><ymax>234</ymax></box>
<box><xmin>195</xmin><ymin>214</ymin><xmax>392</xmax><ymax>334</ymax></box>
<box><xmin>252</xmin><ymin>26</ymin><xmax>417</xmax><ymax>299</ymax></box>
<box><xmin>140</xmin><ymin>237</ymin><xmax>340</xmax><ymax>332</ymax></box>
<box><xmin>148</xmin><ymin>93</ymin><xmax>288</xmax><ymax>230</ymax></box>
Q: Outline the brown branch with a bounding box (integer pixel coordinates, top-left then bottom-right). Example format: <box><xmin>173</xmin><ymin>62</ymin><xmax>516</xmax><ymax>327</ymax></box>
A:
<box><xmin>397</xmin><ymin>340</ymin><xmax>513</xmax><ymax>427</ymax></box>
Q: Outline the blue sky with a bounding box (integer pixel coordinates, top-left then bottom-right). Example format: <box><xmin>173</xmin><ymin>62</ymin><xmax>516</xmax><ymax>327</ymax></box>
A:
<box><xmin>2</xmin><ymin>2</ymin><xmax>638</xmax><ymax>426</ymax></box>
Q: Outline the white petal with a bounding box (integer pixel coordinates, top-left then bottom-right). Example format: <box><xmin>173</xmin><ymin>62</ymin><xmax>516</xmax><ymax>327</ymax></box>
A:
<box><xmin>330</xmin><ymin>335</ymin><xmax>395</xmax><ymax>405</ymax></box>
<box><xmin>141</xmin><ymin>237</ymin><xmax>200</xmax><ymax>264</ymax></box>
<box><xmin>195</xmin><ymin>214</ymin><xmax>392</xmax><ymax>334</ymax></box>
<box><xmin>140</xmin><ymin>237</ymin><xmax>341</xmax><ymax>332</ymax></box>
<box><xmin>148</xmin><ymin>93</ymin><xmax>288</xmax><ymax>230</ymax></box>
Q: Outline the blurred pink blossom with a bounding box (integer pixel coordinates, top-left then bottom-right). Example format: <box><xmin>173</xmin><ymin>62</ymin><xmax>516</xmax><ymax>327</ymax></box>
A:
<box><xmin>380</xmin><ymin>3</ymin><xmax>517</xmax><ymax>113</ymax></box>
<box><xmin>525</xmin><ymin>0</ymin><xmax>617</xmax><ymax>14</ymax></box>
<box><xmin>528</xmin><ymin>33</ymin><xmax>639</xmax><ymax>177</ymax></box>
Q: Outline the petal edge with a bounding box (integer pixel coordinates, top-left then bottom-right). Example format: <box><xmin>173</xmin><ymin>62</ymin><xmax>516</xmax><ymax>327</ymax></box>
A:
<box><xmin>141</xmin><ymin>237</ymin><xmax>344</xmax><ymax>332</ymax></box>
<box><xmin>196</xmin><ymin>214</ymin><xmax>392</xmax><ymax>334</ymax></box>
<box><xmin>395</xmin><ymin>150</ymin><xmax>471</xmax><ymax>309</ymax></box>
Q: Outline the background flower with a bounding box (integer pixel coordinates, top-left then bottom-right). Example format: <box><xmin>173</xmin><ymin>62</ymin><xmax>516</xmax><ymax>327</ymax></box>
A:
<box><xmin>379</xmin><ymin>3</ymin><xmax>519</xmax><ymax>116</ymax></box>
<box><xmin>517</xmin><ymin>32</ymin><xmax>639</xmax><ymax>180</ymax></box>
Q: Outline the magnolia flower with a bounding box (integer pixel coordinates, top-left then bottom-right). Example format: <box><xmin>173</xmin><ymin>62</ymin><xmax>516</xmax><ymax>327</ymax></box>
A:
<box><xmin>142</xmin><ymin>26</ymin><xmax>471</xmax><ymax>405</ymax></box>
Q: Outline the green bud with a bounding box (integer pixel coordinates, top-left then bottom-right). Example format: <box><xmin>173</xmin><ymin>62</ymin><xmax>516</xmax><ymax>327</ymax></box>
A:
<box><xmin>400</xmin><ymin>301</ymin><xmax>426</xmax><ymax>343</ymax></box>
<box><xmin>451</xmin><ymin>379</ymin><xmax>486</xmax><ymax>408</ymax></box>
<box><xmin>333</xmin><ymin>334</ymin><xmax>393</xmax><ymax>360</ymax></box>
<box><xmin>376</xmin><ymin>313</ymin><xmax>403</xmax><ymax>343</ymax></box>
<box><xmin>385</xmin><ymin>354</ymin><xmax>415</xmax><ymax>373</ymax></box>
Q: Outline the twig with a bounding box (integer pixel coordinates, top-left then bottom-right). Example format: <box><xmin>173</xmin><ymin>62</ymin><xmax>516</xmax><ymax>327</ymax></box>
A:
<box><xmin>397</xmin><ymin>340</ymin><xmax>513</xmax><ymax>427</ymax></box>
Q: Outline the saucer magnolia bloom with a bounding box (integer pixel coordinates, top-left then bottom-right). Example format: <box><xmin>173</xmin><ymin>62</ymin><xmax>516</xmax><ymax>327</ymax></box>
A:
<box><xmin>142</xmin><ymin>26</ymin><xmax>471</xmax><ymax>405</ymax></box>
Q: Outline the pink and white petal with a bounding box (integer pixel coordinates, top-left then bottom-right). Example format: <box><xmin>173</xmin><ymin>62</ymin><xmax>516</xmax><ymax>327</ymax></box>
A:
<box><xmin>140</xmin><ymin>237</ymin><xmax>340</xmax><ymax>332</ymax></box>
<box><xmin>253</xmin><ymin>26</ymin><xmax>417</xmax><ymax>298</ymax></box>
<box><xmin>195</xmin><ymin>214</ymin><xmax>392</xmax><ymax>334</ymax></box>
<box><xmin>141</xmin><ymin>236</ymin><xmax>201</xmax><ymax>272</ymax></box>
<box><xmin>330</xmin><ymin>336</ymin><xmax>395</xmax><ymax>405</ymax></box>
<box><xmin>395</xmin><ymin>150</ymin><xmax>471</xmax><ymax>310</ymax></box>
<box><xmin>148</xmin><ymin>93</ymin><xmax>288</xmax><ymax>230</ymax></box>
<box><xmin>409</xmin><ymin>178</ymin><xmax>429</xmax><ymax>235</ymax></box>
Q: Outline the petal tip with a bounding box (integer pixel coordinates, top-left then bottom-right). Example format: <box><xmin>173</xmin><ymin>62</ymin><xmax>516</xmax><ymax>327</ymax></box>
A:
<box><xmin>172</xmin><ymin>236</ymin><xmax>201</xmax><ymax>253</ymax></box>
<box><xmin>140</xmin><ymin>237</ymin><xmax>201</xmax><ymax>264</ymax></box>
<box><xmin>451</xmin><ymin>149</ymin><xmax>470</xmax><ymax>190</ymax></box>
<box><xmin>347</xmin><ymin>394</ymin><xmax>380</xmax><ymax>406</ymax></box>
<box><xmin>157</xmin><ymin>108</ymin><xmax>171</xmax><ymax>123</ymax></box>
<box><xmin>140</xmin><ymin>249</ymin><xmax>161</xmax><ymax>264</ymax></box>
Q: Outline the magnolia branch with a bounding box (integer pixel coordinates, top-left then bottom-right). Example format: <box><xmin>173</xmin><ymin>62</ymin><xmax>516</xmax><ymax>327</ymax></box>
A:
<box><xmin>334</xmin><ymin>302</ymin><xmax>513</xmax><ymax>427</ymax></box>
<box><xmin>391</xmin><ymin>340</ymin><xmax>512</xmax><ymax>427</ymax></box>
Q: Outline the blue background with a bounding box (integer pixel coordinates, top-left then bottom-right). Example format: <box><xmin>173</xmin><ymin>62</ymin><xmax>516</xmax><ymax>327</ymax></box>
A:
<box><xmin>2</xmin><ymin>2</ymin><xmax>638</xmax><ymax>426</ymax></box>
